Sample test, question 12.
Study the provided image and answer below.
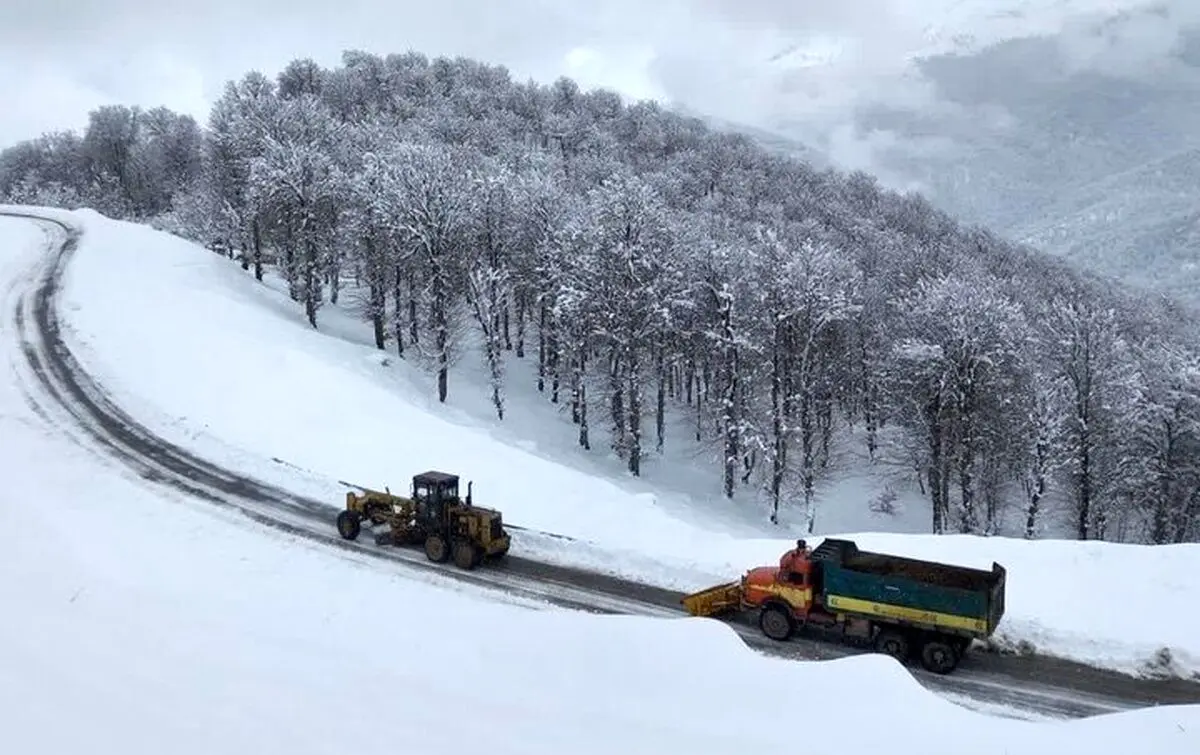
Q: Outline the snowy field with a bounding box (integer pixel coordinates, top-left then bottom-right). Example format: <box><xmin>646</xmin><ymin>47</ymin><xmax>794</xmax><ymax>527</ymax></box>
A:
<box><xmin>17</xmin><ymin>205</ymin><xmax>1200</xmax><ymax>681</ymax></box>
<box><xmin>2</xmin><ymin>211</ymin><xmax>1199</xmax><ymax>753</ymax></box>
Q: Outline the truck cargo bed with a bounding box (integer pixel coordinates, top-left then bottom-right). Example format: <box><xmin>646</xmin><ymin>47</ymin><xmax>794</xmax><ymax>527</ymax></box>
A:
<box><xmin>812</xmin><ymin>539</ymin><xmax>1006</xmax><ymax>638</ymax></box>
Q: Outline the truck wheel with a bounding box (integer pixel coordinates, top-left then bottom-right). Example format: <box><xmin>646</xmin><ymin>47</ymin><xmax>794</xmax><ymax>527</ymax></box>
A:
<box><xmin>874</xmin><ymin>630</ymin><xmax>909</xmax><ymax>662</ymax></box>
<box><xmin>336</xmin><ymin>510</ymin><xmax>361</xmax><ymax>541</ymax></box>
<box><xmin>758</xmin><ymin>605</ymin><xmax>794</xmax><ymax>641</ymax></box>
<box><xmin>453</xmin><ymin>540</ymin><xmax>481</xmax><ymax>570</ymax></box>
<box><xmin>424</xmin><ymin>534</ymin><xmax>449</xmax><ymax>563</ymax></box>
<box><xmin>920</xmin><ymin>639</ymin><xmax>960</xmax><ymax>675</ymax></box>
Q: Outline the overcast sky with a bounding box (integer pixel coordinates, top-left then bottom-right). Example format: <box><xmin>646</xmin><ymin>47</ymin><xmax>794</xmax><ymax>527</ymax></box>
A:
<box><xmin>1</xmin><ymin>0</ymin><xmax>1193</xmax><ymax>158</ymax></box>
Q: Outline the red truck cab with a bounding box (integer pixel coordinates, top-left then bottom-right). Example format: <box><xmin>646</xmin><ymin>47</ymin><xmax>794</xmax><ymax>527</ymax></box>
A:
<box><xmin>743</xmin><ymin>562</ymin><xmax>814</xmax><ymax>612</ymax></box>
<box><xmin>740</xmin><ymin>554</ymin><xmax>871</xmax><ymax>642</ymax></box>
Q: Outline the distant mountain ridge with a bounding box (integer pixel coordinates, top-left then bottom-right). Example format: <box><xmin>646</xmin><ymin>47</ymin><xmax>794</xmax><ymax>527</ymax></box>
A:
<box><xmin>705</xmin><ymin>4</ymin><xmax>1200</xmax><ymax>309</ymax></box>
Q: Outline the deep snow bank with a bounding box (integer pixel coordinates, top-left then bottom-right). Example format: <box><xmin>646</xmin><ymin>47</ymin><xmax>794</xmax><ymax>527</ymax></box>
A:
<box><xmin>45</xmin><ymin>208</ymin><xmax>1200</xmax><ymax>680</ymax></box>
<box><xmin>1</xmin><ymin>211</ymin><xmax>1198</xmax><ymax>751</ymax></box>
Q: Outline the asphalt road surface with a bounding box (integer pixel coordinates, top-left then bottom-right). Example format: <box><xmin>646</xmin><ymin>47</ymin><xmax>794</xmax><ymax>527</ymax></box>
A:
<box><xmin>5</xmin><ymin>209</ymin><xmax>1199</xmax><ymax>722</ymax></box>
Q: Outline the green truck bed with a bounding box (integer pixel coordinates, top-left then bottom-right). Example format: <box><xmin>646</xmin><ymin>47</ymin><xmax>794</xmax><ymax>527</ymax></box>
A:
<box><xmin>811</xmin><ymin>539</ymin><xmax>1006</xmax><ymax>639</ymax></box>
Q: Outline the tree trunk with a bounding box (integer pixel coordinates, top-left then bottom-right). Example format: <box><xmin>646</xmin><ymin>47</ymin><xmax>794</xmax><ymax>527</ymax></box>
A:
<box><xmin>407</xmin><ymin>270</ymin><xmax>420</xmax><ymax>348</ymax></box>
<box><xmin>550</xmin><ymin>326</ymin><xmax>561</xmax><ymax>404</ymax></box>
<box><xmin>859</xmin><ymin>333</ymin><xmax>877</xmax><ymax>461</ymax></box>
<box><xmin>799</xmin><ymin>388</ymin><xmax>816</xmax><ymax>534</ymax></box>
<box><xmin>655</xmin><ymin>344</ymin><xmax>666</xmax><ymax>453</ymax></box>
<box><xmin>366</xmin><ymin>236</ymin><xmax>385</xmax><ymax>350</ymax></box>
<box><xmin>627</xmin><ymin>349</ymin><xmax>642</xmax><ymax>477</ymax></box>
<box><xmin>328</xmin><ymin>256</ymin><xmax>340</xmax><ymax>305</ymax></box>
<box><xmin>502</xmin><ymin>293</ymin><xmax>512</xmax><ymax>351</ymax></box>
<box><xmin>486</xmin><ymin>332</ymin><xmax>503</xmax><ymax>420</ymax></box>
<box><xmin>1077</xmin><ymin>421</ymin><xmax>1093</xmax><ymax>540</ymax></box>
<box><xmin>818</xmin><ymin>395</ymin><xmax>833</xmax><ymax>469</ymax></box>
<box><xmin>769</xmin><ymin>320</ymin><xmax>787</xmax><ymax>524</ymax></box>
<box><xmin>432</xmin><ymin>260</ymin><xmax>449</xmax><ymax>403</ymax></box>
<box><xmin>392</xmin><ymin>263</ymin><xmax>405</xmax><ymax>358</ymax></box>
<box><xmin>537</xmin><ymin>303</ymin><xmax>547</xmax><ymax>392</ymax></box>
<box><xmin>685</xmin><ymin>357</ymin><xmax>695</xmax><ymax>406</ymax></box>
<box><xmin>1024</xmin><ymin>435</ymin><xmax>1048</xmax><ymax>539</ymax></box>
<box><xmin>516</xmin><ymin>290</ymin><xmax>526</xmax><ymax>358</ymax></box>
<box><xmin>303</xmin><ymin>237</ymin><xmax>319</xmax><ymax>328</ymax></box>
<box><xmin>251</xmin><ymin>218</ymin><xmax>264</xmax><ymax>282</ymax></box>
<box><xmin>720</xmin><ymin>302</ymin><xmax>739</xmax><ymax>499</ymax></box>
<box><xmin>1151</xmin><ymin>419</ymin><xmax>1176</xmax><ymax>545</ymax></box>
<box><xmin>570</xmin><ymin>346</ymin><xmax>581</xmax><ymax>425</ymax></box>
<box><xmin>958</xmin><ymin>422</ymin><xmax>977</xmax><ymax>533</ymax></box>
<box><xmin>609</xmin><ymin>348</ymin><xmax>625</xmax><ymax>457</ymax></box>
<box><xmin>927</xmin><ymin>394</ymin><xmax>946</xmax><ymax>535</ymax></box>
<box><xmin>578</xmin><ymin>344</ymin><xmax>590</xmax><ymax>450</ymax></box>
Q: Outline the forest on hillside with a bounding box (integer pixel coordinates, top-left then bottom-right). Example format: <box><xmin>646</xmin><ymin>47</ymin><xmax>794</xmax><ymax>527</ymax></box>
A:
<box><xmin>2</xmin><ymin>50</ymin><xmax>1198</xmax><ymax>544</ymax></box>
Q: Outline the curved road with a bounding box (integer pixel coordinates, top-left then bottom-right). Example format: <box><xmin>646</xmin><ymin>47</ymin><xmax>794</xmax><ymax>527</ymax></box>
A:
<box><xmin>5</xmin><ymin>209</ymin><xmax>1199</xmax><ymax>722</ymax></box>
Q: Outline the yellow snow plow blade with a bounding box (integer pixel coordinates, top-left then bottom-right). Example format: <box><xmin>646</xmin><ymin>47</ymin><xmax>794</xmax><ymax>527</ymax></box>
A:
<box><xmin>681</xmin><ymin>582</ymin><xmax>743</xmax><ymax>617</ymax></box>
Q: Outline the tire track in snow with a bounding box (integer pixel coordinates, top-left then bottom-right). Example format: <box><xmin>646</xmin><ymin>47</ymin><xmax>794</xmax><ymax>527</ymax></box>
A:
<box><xmin>4</xmin><ymin>209</ymin><xmax>1197</xmax><ymax>722</ymax></box>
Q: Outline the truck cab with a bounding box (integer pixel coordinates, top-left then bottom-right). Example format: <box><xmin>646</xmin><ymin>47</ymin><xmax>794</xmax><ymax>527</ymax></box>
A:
<box><xmin>742</xmin><ymin>562</ymin><xmax>815</xmax><ymax>615</ymax></box>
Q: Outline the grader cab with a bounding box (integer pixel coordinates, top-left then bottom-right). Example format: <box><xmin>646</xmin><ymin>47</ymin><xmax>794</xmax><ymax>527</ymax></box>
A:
<box><xmin>335</xmin><ymin>470</ymin><xmax>511</xmax><ymax>570</ymax></box>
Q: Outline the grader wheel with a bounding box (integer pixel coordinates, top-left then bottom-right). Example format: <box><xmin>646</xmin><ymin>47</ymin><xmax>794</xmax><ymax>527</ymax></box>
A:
<box><xmin>453</xmin><ymin>540</ymin><xmax>481</xmax><ymax>570</ymax></box>
<box><xmin>336</xmin><ymin>510</ymin><xmax>362</xmax><ymax>541</ymax></box>
<box><xmin>424</xmin><ymin>534</ymin><xmax>449</xmax><ymax>563</ymax></box>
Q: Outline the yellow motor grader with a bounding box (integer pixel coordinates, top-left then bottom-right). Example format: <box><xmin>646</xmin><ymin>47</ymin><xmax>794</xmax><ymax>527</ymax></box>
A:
<box><xmin>335</xmin><ymin>470</ymin><xmax>510</xmax><ymax>570</ymax></box>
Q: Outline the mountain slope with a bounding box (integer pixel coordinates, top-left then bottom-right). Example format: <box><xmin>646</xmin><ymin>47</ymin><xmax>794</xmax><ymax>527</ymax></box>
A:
<box><xmin>29</xmin><ymin>205</ymin><xmax>1200</xmax><ymax>679</ymax></box>
<box><xmin>18</xmin><ymin>219</ymin><xmax>1185</xmax><ymax>753</ymax></box>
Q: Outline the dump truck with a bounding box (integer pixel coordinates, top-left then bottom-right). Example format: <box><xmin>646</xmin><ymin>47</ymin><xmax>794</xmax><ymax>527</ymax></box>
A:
<box><xmin>335</xmin><ymin>470</ymin><xmax>511</xmax><ymax>570</ymax></box>
<box><xmin>682</xmin><ymin>538</ymin><xmax>1006</xmax><ymax>674</ymax></box>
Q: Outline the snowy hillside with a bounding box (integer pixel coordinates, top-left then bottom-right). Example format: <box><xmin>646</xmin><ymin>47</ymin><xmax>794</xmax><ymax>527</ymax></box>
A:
<box><xmin>4</xmin><ymin>210</ymin><xmax>1200</xmax><ymax>754</ymax></box>
<box><xmin>29</xmin><ymin>206</ymin><xmax>1200</xmax><ymax>680</ymax></box>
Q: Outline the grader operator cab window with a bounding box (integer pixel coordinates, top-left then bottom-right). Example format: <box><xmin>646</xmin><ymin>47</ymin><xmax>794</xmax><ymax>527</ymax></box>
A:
<box><xmin>413</xmin><ymin>472</ymin><xmax>461</xmax><ymax>522</ymax></box>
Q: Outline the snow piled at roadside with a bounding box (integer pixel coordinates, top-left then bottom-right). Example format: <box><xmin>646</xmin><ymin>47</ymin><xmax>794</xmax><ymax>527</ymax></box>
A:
<box><xmin>40</xmin><ymin>206</ymin><xmax>1200</xmax><ymax>681</ymax></box>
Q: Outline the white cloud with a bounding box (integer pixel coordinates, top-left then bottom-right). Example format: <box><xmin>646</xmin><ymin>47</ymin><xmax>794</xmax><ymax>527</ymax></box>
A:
<box><xmin>2</xmin><ymin>0</ymin><xmax>1196</xmax><ymax>173</ymax></box>
<box><xmin>1056</xmin><ymin>2</ymin><xmax>1200</xmax><ymax>78</ymax></box>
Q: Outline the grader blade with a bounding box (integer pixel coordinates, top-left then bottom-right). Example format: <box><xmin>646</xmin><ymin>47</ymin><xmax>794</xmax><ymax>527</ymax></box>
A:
<box><xmin>681</xmin><ymin>582</ymin><xmax>743</xmax><ymax>617</ymax></box>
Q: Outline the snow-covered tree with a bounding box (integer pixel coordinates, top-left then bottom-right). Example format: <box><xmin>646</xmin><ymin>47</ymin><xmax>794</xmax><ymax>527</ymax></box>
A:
<box><xmin>9</xmin><ymin>48</ymin><xmax>1199</xmax><ymax>542</ymax></box>
<box><xmin>568</xmin><ymin>170</ymin><xmax>683</xmax><ymax>476</ymax></box>
<box><xmin>887</xmin><ymin>269</ymin><xmax>1027</xmax><ymax>534</ymax></box>
<box><xmin>463</xmin><ymin>157</ymin><xmax>519</xmax><ymax>420</ymax></box>
<box><xmin>386</xmin><ymin>140</ymin><xmax>473</xmax><ymax>403</ymax></box>
<box><xmin>247</xmin><ymin>94</ymin><xmax>345</xmax><ymax>327</ymax></box>
<box><xmin>1042</xmin><ymin>293</ymin><xmax>1142</xmax><ymax>540</ymax></box>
